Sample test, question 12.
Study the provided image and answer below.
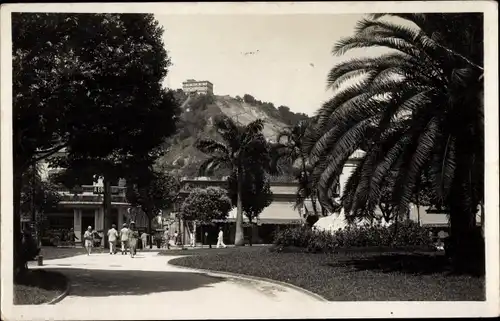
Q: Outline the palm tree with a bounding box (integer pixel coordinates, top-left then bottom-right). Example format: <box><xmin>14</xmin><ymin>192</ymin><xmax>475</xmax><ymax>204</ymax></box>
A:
<box><xmin>305</xmin><ymin>13</ymin><xmax>483</xmax><ymax>270</ymax></box>
<box><xmin>271</xmin><ymin>120</ymin><xmax>320</xmax><ymax>219</ymax></box>
<box><xmin>195</xmin><ymin>115</ymin><xmax>271</xmax><ymax>246</ymax></box>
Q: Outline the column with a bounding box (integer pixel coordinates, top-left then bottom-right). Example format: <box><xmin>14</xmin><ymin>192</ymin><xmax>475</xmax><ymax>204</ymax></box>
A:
<box><xmin>99</xmin><ymin>207</ymin><xmax>105</xmax><ymax>230</ymax></box>
<box><xmin>118</xmin><ymin>208</ymin><xmax>124</xmax><ymax>229</ymax></box>
<box><xmin>73</xmin><ymin>209</ymin><xmax>82</xmax><ymax>245</ymax></box>
<box><xmin>95</xmin><ymin>208</ymin><xmax>105</xmax><ymax>231</ymax></box>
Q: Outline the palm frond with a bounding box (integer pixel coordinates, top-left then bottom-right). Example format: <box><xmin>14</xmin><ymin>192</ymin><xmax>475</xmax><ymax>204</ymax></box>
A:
<box><xmin>198</xmin><ymin>155</ymin><xmax>232</xmax><ymax>177</ymax></box>
<box><xmin>241</xmin><ymin>119</ymin><xmax>265</xmax><ymax>145</ymax></box>
<box><xmin>195</xmin><ymin>139</ymin><xmax>230</xmax><ymax>156</ymax></box>
<box><xmin>393</xmin><ymin>116</ymin><xmax>440</xmax><ymax>218</ymax></box>
<box><xmin>315</xmin><ymin>117</ymin><xmax>377</xmax><ymax>205</ymax></box>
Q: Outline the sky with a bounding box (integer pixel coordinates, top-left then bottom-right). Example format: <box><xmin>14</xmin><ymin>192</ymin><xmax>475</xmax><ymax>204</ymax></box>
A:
<box><xmin>155</xmin><ymin>14</ymin><xmax>370</xmax><ymax>116</ymax></box>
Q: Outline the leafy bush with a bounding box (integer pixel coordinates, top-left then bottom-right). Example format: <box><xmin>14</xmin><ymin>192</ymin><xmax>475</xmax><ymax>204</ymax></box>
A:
<box><xmin>273</xmin><ymin>220</ymin><xmax>433</xmax><ymax>253</ymax></box>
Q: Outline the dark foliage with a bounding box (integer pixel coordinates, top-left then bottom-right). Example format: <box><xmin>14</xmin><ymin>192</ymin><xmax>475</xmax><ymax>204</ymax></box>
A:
<box><xmin>227</xmin><ymin>169</ymin><xmax>273</xmax><ymax>223</ymax></box>
<box><xmin>12</xmin><ymin>13</ymin><xmax>179</xmax><ymax>272</ymax></box>
<box><xmin>272</xmin><ymin>221</ymin><xmax>433</xmax><ymax>253</ymax></box>
<box><xmin>305</xmin><ymin>13</ymin><xmax>484</xmax><ymax>271</ymax></box>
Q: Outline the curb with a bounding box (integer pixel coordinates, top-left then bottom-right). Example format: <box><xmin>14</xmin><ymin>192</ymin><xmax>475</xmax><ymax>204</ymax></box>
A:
<box><xmin>46</xmin><ymin>276</ymin><xmax>70</xmax><ymax>305</ymax></box>
<box><xmin>167</xmin><ymin>261</ymin><xmax>328</xmax><ymax>302</ymax></box>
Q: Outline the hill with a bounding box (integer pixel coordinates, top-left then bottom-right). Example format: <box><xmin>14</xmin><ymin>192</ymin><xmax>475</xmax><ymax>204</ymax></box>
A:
<box><xmin>158</xmin><ymin>90</ymin><xmax>308</xmax><ymax>179</ymax></box>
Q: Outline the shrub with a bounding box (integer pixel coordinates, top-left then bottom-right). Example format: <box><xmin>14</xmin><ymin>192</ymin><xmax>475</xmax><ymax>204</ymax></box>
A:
<box><xmin>273</xmin><ymin>220</ymin><xmax>433</xmax><ymax>253</ymax></box>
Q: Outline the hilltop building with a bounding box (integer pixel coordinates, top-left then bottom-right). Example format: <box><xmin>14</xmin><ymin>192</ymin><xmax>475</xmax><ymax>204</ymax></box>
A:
<box><xmin>182</xmin><ymin>79</ymin><xmax>214</xmax><ymax>95</ymax></box>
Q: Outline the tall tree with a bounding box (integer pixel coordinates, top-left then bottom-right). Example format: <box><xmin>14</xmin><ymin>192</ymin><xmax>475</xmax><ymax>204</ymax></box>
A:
<box><xmin>12</xmin><ymin>13</ymin><xmax>179</xmax><ymax>271</ymax></box>
<box><xmin>126</xmin><ymin>169</ymin><xmax>181</xmax><ymax>248</ymax></box>
<box><xmin>305</xmin><ymin>13</ymin><xmax>483</xmax><ymax>271</ymax></box>
<box><xmin>272</xmin><ymin>120</ymin><xmax>320</xmax><ymax>219</ymax></box>
<box><xmin>20</xmin><ymin>165</ymin><xmax>61</xmax><ymax>250</ymax></box>
<box><xmin>227</xmin><ymin>168</ymin><xmax>273</xmax><ymax>245</ymax></box>
<box><xmin>195</xmin><ymin>115</ymin><xmax>272</xmax><ymax>246</ymax></box>
<box><xmin>20</xmin><ymin>165</ymin><xmax>61</xmax><ymax>221</ymax></box>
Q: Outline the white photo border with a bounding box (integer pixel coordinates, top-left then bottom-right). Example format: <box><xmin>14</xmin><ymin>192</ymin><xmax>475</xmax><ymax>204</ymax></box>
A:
<box><xmin>1</xmin><ymin>2</ymin><xmax>498</xmax><ymax>319</ymax></box>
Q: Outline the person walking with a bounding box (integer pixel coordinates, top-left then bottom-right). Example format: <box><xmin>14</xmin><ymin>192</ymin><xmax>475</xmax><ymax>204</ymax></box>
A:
<box><xmin>216</xmin><ymin>227</ymin><xmax>227</xmax><ymax>249</ymax></box>
<box><xmin>120</xmin><ymin>223</ymin><xmax>129</xmax><ymax>255</ymax></box>
<box><xmin>129</xmin><ymin>222</ymin><xmax>139</xmax><ymax>258</ymax></box>
<box><xmin>163</xmin><ymin>229</ymin><xmax>170</xmax><ymax>249</ymax></box>
<box><xmin>141</xmin><ymin>231</ymin><xmax>148</xmax><ymax>250</ymax></box>
<box><xmin>107</xmin><ymin>224</ymin><xmax>119</xmax><ymax>254</ymax></box>
<box><xmin>83</xmin><ymin>226</ymin><xmax>93</xmax><ymax>255</ymax></box>
<box><xmin>173</xmin><ymin>231</ymin><xmax>178</xmax><ymax>246</ymax></box>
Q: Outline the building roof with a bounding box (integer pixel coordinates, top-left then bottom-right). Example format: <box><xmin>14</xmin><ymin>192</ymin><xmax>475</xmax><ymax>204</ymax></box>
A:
<box><xmin>219</xmin><ymin>202</ymin><xmax>304</xmax><ymax>224</ymax></box>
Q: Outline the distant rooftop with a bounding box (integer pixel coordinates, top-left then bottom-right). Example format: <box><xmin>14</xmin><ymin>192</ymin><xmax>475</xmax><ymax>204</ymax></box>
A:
<box><xmin>183</xmin><ymin>79</ymin><xmax>213</xmax><ymax>84</ymax></box>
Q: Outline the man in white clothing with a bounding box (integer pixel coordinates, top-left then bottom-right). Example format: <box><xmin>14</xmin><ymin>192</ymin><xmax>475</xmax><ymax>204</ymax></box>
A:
<box><xmin>216</xmin><ymin>227</ymin><xmax>226</xmax><ymax>249</ymax></box>
<box><xmin>120</xmin><ymin>223</ymin><xmax>129</xmax><ymax>255</ymax></box>
<box><xmin>107</xmin><ymin>224</ymin><xmax>118</xmax><ymax>254</ymax></box>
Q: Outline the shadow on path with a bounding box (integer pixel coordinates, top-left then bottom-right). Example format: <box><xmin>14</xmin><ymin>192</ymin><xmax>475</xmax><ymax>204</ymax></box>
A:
<box><xmin>51</xmin><ymin>268</ymin><xmax>226</xmax><ymax>297</ymax></box>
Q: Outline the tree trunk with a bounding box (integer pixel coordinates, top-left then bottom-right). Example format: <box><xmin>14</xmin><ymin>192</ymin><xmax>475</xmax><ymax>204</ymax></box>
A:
<box><xmin>102</xmin><ymin>178</ymin><xmax>112</xmax><ymax>249</ymax></box>
<box><xmin>393</xmin><ymin>213</ymin><xmax>399</xmax><ymax>240</ymax></box>
<box><xmin>300</xmin><ymin>154</ymin><xmax>318</xmax><ymax>217</ymax></box>
<box><xmin>248</xmin><ymin>217</ymin><xmax>253</xmax><ymax>246</ymax></box>
<box><xmin>234</xmin><ymin>168</ymin><xmax>245</xmax><ymax>246</ymax></box>
<box><xmin>448</xmin><ymin>158</ymin><xmax>483</xmax><ymax>273</ymax></box>
<box><xmin>449</xmin><ymin>194</ymin><xmax>480</xmax><ymax>272</ymax></box>
<box><xmin>13</xmin><ymin>170</ymin><xmax>24</xmax><ymax>278</ymax></box>
<box><xmin>416</xmin><ymin>181</ymin><xmax>422</xmax><ymax>226</ymax></box>
<box><xmin>480</xmin><ymin>202</ymin><xmax>484</xmax><ymax>238</ymax></box>
<box><xmin>310</xmin><ymin>192</ymin><xmax>319</xmax><ymax>217</ymax></box>
<box><xmin>147</xmin><ymin>215</ymin><xmax>153</xmax><ymax>249</ymax></box>
<box><xmin>303</xmin><ymin>202</ymin><xmax>310</xmax><ymax>217</ymax></box>
<box><xmin>193</xmin><ymin>221</ymin><xmax>197</xmax><ymax>247</ymax></box>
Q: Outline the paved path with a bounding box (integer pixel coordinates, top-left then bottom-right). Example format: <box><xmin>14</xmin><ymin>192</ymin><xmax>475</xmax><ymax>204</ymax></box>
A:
<box><xmin>28</xmin><ymin>251</ymin><xmax>319</xmax><ymax>319</ymax></box>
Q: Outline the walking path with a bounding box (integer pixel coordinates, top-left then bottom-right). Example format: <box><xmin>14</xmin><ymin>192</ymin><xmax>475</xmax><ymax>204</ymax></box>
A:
<box><xmin>27</xmin><ymin>251</ymin><xmax>320</xmax><ymax>319</ymax></box>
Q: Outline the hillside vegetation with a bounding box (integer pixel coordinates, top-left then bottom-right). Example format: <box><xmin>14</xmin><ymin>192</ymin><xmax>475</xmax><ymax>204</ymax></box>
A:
<box><xmin>158</xmin><ymin>90</ymin><xmax>308</xmax><ymax>179</ymax></box>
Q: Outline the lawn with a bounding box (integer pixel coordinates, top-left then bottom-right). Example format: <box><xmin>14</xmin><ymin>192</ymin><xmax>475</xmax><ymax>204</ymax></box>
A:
<box><xmin>14</xmin><ymin>269</ymin><xmax>68</xmax><ymax>305</ymax></box>
<box><xmin>37</xmin><ymin>246</ymin><xmax>108</xmax><ymax>260</ymax></box>
<box><xmin>164</xmin><ymin>246</ymin><xmax>485</xmax><ymax>301</ymax></box>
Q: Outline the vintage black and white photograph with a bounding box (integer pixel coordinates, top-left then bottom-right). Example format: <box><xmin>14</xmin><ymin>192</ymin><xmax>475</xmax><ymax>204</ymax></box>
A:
<box><xmin>1</xmin><ymin>1</ymin><xmax>498</xmax><ymax>320</ymax></box>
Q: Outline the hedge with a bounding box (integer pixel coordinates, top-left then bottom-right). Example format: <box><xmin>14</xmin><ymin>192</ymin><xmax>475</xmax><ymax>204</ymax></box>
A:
<box><xmin>273</xmin><ymin>220</ymin><xmax>433</xmax><ymax>253</ymax></box>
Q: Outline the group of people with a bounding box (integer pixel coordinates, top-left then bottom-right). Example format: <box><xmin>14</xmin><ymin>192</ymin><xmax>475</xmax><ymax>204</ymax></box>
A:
<box><xmin>82</xmin><ymin>224</ymin><xmax>228</xmax><ymax>255</ymax></box>
<box><xmin>83</xmin><ymin>221</ymin><xmax>140</xmax><ymax>258</ymax></box>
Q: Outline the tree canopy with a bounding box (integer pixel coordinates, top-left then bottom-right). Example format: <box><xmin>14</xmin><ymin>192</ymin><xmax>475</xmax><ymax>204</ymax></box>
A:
<box><xmin>126</xmin><ymin>170</ymin><xmax>181</xmax><ymax>220</ymax></box>
<box><xmin>12</xmin><ymin>13</ymin><xmax>179</xmax><ymax>271</ymax></box>
<box><xmin>195</xmin><ymin>115</ymin><xmax>272</xmax><ymax>245</ymax></box>
<box><xmin>20</xmin><ymin>165</ymin><xmax>61</xmax><ymax>218</ymax></box>
<box><xmin>305</xmin><ymin>13</ymin><xmax>483</xmax><ymax>269</ymax></box>
<box><xmin>13</xmin><ymin>13</ymin><xmax>179</xmax><ymax>174</ymax></box>
<box><xmin>227</xmin><ymin>169</ymin><xmax>273</xmax><ymax>223</ymax></box>
<box><xmin>180</xmin><ymin>187</ymin><xmax>232</xmax><ymax>224</ymax></box>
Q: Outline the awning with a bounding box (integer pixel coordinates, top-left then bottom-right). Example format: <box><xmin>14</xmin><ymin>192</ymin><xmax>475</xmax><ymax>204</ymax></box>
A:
<box><xmin>214</xmin><ymin>202</ymin><xmax>305</xmax><ymax>225</ymax></box>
